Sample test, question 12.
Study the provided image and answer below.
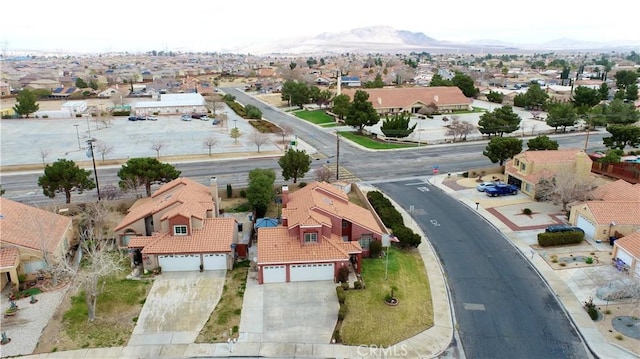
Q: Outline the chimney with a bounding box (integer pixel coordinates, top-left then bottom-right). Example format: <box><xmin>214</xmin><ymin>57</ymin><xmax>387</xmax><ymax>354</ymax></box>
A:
<box><xmin>210</xmin><ymin>177</ymin><xmax>220</xmax><ymax>217</ymax></box>
<box><xmin>281</xmin><ymin>185</ymin><xmax>289</xmax><ymax>208</ymax></box>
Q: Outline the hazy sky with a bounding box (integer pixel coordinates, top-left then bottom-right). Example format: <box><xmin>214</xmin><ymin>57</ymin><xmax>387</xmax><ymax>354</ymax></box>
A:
<box><xmin>3</xmin><ymin>0</ymin><xmax>639</xmax><ymax>53</ymax></box>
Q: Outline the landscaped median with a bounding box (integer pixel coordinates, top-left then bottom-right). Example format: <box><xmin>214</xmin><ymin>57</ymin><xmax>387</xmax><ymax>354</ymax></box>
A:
<box><xmin>338</xmin><ymin>247</ymin><xmax>433</xmax><ymax>346</ymax></box>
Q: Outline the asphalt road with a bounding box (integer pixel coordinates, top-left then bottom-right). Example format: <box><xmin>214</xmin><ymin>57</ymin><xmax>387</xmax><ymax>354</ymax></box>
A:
<box><xmin>374</xmin><ymin>179</ymin><xmax>589</xmax><ymax>359</ymax></box>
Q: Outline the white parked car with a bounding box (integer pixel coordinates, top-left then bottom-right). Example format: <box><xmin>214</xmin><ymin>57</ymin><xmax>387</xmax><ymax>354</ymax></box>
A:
<box><xmin>181</xmin><ymin>114</ymin><xmax>192</xmax><ymax>121</ymax></box>
<box><xmin>200</xmin><ymin>115</ymin><xmax>210</xmax><ymax>121</ymax></box>
<box><xmin>476</xmin><ymin>181</ymin><xmax>501</xmax><ymax>192</ymax></box>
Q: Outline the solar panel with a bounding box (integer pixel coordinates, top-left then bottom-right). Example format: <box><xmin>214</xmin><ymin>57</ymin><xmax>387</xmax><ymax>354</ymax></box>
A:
<box><xmin>53</xmin><ymin>88</ymin><xmax>63</xmax><ymax>93</ymax></box>
<box><xmin>66</xmin><ymin>87</ymin><xmax>76</xmax><ymax>93</ymax></box>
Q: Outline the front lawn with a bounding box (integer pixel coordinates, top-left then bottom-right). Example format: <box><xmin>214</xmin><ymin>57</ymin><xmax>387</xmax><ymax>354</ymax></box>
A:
<box><xmin>340</xmin><ymin>247</ymin><xmax>433</xmax><ymax>346</ymax></box>
<box><xmin>196</xmin><ymin>261</ymin><xmax>249</xmax><ymax>343</ymax></box>
<box><xmin>36</xmin><ymin>271</ymin><xmax>152</xmax><ymax>352</ymax></box>
<box><xmin>294</xmin><ymin>110</ymin><xmax>335</xmax><ymax>125</ymax></box>
<box><xmin>338</xmin><ymin>131</ymin><xmax>417</xmax><ymax>150</ymax></box>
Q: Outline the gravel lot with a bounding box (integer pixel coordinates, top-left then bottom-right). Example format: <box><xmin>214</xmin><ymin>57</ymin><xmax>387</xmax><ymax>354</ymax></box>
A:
<box><xmin>0</xmin><ymin>286</ymin><xmax>68</xmax><ymax>357</ymax></box>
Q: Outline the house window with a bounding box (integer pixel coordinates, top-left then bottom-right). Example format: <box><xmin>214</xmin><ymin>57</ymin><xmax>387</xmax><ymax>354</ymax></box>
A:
<box><xmin>359</xmin><ymin>235</ymin><xmax>373</xmax><ymax>249</ymax></box>
<box><xmin>304</xmin><ymin>232</ymin><xmax>318</xmax><ymax>242</ymax></box>
<box><xmin>520</xmin><ymin>163</ymin><xmax>527</xmax><ymax>171</ymax></box>
<box><xmin>174</xmin><ymin>225</ymin><xmax>187</xmax><ymax>236</ymax></box>
<box><xmin>514</xmin><ymin>159</ymin><xmax>520</xmax><ymax>166</ymax></box>
<box><xmin>342</xmin><ymin>220</ymin><xmax>348</xmax><ymax>228</ymax></box>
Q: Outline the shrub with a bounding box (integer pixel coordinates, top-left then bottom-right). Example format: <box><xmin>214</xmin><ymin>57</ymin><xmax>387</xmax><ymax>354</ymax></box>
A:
<box><xmin>341</xmin><ymin>282</ymin><xmax>349</xmax><ymax>291</ymax></box>
<box><xmin>353</xmin><ymin>280</ymin><xmax>363</xmax><ymax>290</ymax></box>
<box><xmin>585</xmin><ymin>257</ymin><xmax>593</xmax><ymax>264</ymax></box>
<box><xmin>537</xmin><ymin>231</ymin><xmax>584</xmax><ymax>247</ymax></box>
<box><xmin>522</xmin><ymin>208</ymin><xmax>532</xmax><ymax>215</ymax></box>
<box><xmin>239</xmin><ymin>190</ymin><xmax>246</xmax><ymax>198</ymax></box>
<box><xmin>369</xmin><ymin>239</ymin><xmax>383</xmax><ymax>258</ymax></box>
<box><xmin>43</xmin><ymin>114</ymin><xmax>49</xmax><ymax>118</ymax></box>
<box><xmin>336</xmin><ymin>286</ymin><xmax>345</xmax><ymax>304</ymax></box>
<box><xmin>333</xmin><ymin>329</ymin><xmax>341</xmax><ymax>343</ymax></box>
<box><xmin>226</xmin><ymin>183</ymin><xmax>233</xmax><ymax>198</ymax></box>
<box><xmin>462</xmin><ymin>171</ymin><xmax>469</xmax><ymax>178</ymax></box>
<box><xmin>338</xmin><ymin>306</ymin><xmax>347</xmax><ymax>321</ymax></box>
<box><xmin>337</xmin><ymin>266</ymin><xmax>350</xmax><ymax>283</ymax></box>
<box><xmin>391</xmin><ymin>225</ymin><xmax>422</xmax><ymax>248</ymax></box>
<box><xmin>298</xmin><ymin>182</ymin><xmax>307</xmax><ymax>188</ymax></box>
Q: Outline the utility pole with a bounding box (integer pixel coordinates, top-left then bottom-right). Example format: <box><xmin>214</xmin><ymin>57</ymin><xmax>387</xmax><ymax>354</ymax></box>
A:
<box><xmin>336</xmin><ymin>131</ymin><xmax>340</xmax><ymax>180</ymax></box>
<box><xmin>87</xmin><ymin>138</ymin><xmax>101</xmax><ymax>201</ymax></box>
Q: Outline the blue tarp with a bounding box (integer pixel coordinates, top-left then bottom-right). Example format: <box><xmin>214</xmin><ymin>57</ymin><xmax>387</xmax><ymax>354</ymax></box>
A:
<box><xmin>254</xmin><ymin>217</ymin><xmax>279</xmax><ymax>230</ymax></box>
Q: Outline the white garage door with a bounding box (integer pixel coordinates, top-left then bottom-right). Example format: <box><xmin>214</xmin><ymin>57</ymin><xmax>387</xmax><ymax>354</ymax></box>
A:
<box><xmin>290</xmin><ymin>263</ymin><xmax>335</xmax><ymax>282</ymax></box>
<box><xmin>158</xmin><ymin>254</ymin><xmax>201</xmax><ymax>272</ymax></box>
<box><xmin>576</xmin><ymin>215</ymin><xmax>596</xmax><ymax>238</ymax></box>
<box><xmin>616</xmin><ymin>248</ymin><xmax>633</xmax><ymax>267</ymax></box>
<box><xmin>262</xmin><ymin>265</ymin><xmax>286</xmax><ymax>283</ymax></box>
<box><xmin>203</xmin><ymin>253</ymin><xmax>227</xmax><ymax>270</ymax></box>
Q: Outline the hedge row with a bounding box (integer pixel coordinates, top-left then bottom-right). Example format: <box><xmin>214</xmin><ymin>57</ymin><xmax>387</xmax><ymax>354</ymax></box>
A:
<box><xmin>537</xmin><ymin>232</ymin><xmax>584</xmax><ymax>247</ymax></box>
<box><xmin>366</xmin><ymin>190</ymin><xmax>421</xmax><ymax>248</ymax></box>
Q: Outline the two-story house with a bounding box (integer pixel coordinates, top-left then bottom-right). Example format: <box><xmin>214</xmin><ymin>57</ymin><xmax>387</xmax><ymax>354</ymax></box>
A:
<box><xmin>115</xmin><ymin>177</ymin><xmax>237</xmax><ymax>273</ymax></box>
<box><xmin>256</xmin><ymin>182</ymin><xmax>387</xmax><ymax>284</ymax></box>
<box><xmin>0</xmin><ymin>198</ymin><xmax>73</xmax><ymax>290</ymax></box>
<box><xmin>504</xmin><ymin>149</ymin><xmax>593</xmax><ymax>198</ymax></box>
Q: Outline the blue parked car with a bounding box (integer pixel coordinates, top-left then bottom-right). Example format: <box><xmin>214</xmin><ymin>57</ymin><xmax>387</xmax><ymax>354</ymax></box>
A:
<box><xmin>485</xmin><ymin>184</ymin><xmax>519</xmax><ymax>197</ymax></box>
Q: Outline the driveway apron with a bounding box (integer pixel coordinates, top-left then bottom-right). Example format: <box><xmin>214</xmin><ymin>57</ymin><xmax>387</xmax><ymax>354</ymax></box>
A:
<box><xmin>239</xmin><ymin>279</ymin><xmax>338</xmax><ymax>344</ymax></box>
<box><xmin>127</xmin><ymin>271</ymin><xmax>225</xmax><ymax>346</ymax></box>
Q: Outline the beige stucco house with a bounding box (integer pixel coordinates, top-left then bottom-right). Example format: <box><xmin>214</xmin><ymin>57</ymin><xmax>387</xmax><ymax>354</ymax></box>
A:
<box><xmin>611</xmin><ymin>232</ymin><xmax>640</xmax><ymax>278</ymax></box>
<box><xmin>0</xmin><ymin>198</ymin><xmax>73</xmax><ymax>290</ymax></box>
<box><xmin>505</xmin><ymin>149</ymin><xmax>593</xmax><ymax>198</ymax></box>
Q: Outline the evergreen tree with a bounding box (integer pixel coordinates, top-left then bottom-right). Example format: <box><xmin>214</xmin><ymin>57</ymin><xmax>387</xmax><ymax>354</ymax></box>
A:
<box><xmin>278</xmin><ymin>148</ymin><xmax>312</xmax><ymax>184</ymax></box>
<box><xmin>380</xmin><ymin>112</ymin><xmax>416</xmax><ymax>138</ymax></box>
<box><xmin>13</xmin><ymin>89</ymin><xmax>40</xmax><ymax>118</ymax></box>
<box><xmin>38</xmin><ymin>159</ymin><xmax>95</xmax><ymax>203</ymax></box>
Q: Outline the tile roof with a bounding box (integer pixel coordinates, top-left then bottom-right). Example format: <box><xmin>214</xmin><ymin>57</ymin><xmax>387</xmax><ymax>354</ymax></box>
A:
<box><xmin>132</xmin><ymin>217</ymin><xmax>235</xmax><ymax>254</ymax></box>
<box><xmin>283</xmin><ymin>182</ymin><xmax>385</xmax><ymax>235</ymax></box>
<box><xmin>115</xmin><ymin>177</ymin><xmax>214</xmax><ymax>232</ymax></box>
<box><xmin>0</xmin><ymin>247</ymin><xmax>19</xmax><ymax>268</ymax></box>
<box><xmin>0</xmin><ymin>197</ymin><xmax>71</xmax><ymax>253</ymax></box>
<box><xmin>584</xmin><ymin>201</ymin><xmax>640</xmax><ymax>225</ymax></box>
<box><xmin>257</xmin><ymin>227</ymin><xmax>360</xmax><ymax>264</ymax></box>
<box><xmin>614</xmin><ymin>232</ymin><xmax>640</xmax><ymax>259</ymax></box>
<box><xmin>593</xmin><ymin>180</ymin><xmax>640</xmax><ymax>201</ymax></box>
<box><xmin>520</xmin><ymin>149</ymin><xmax>589</xmax><ymax>165</ymax></box>
<box><xmin>340</xmin><ymin>87</ymin><xmax>471</xmax><ymax>110</ymax></box>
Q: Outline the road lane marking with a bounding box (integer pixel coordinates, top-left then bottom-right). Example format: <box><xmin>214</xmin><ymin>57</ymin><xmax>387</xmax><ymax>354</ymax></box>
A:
<box><xmin>463</xmin><ymin>303</ymin><xmax>486</xmax><ymax>311</ymax></box>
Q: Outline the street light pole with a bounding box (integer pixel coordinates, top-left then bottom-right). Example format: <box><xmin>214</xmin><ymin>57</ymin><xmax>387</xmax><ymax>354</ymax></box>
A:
<box><xmin>86</xmin><ymin>138</ymin><xmax>101</xmax><ymax>201</ymax></box>
<box><xmin>73</xmin><ymin>124</ymin><xmax>81</xmax><ymax>149</ymax></box>
<box><xmin>336</xmin><ymin>131</ymin><xmax>340</xmax><ymax>181</ymax></box>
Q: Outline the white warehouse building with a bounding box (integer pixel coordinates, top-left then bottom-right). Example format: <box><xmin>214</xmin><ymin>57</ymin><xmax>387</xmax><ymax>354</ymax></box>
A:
<box><xmin>134</xmin><ymin>93</ymin><xmax>207</xmax><ymax>116</ymax></box>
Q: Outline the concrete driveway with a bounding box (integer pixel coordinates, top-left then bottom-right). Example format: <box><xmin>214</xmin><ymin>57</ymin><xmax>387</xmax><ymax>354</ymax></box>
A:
<box><xmin>127</xmin><ymin>270</ymin><xmax>225</xmax><ymax>346</ymax></box>
<box><xmin>239</xmin><ymin>277</ymin><xmax>338</xmax><ymax>344</ymax></box>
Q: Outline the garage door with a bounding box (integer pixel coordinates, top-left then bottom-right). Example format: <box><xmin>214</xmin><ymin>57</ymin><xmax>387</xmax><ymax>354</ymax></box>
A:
<box><xmin>262</xmin><ymin>265</ymin><xmax>286</xmax><ymax>283</ymax></box>
<box><xmin>158</xmin><ymin>254</ymin><xmax>201</xmax><ymax>272</ymax></box>
<box><xmin>616</xmin><ymin>248</ymin><xmax>633</xmax><ymax>267</ymax></box>
<box><xmin>576</xmin><ymin>215</ymin><xmax>596</xmax><ymax>239</ymax></box>
<box><xmin>203</xmin><ymin>253</ymin><xmax>227</xmax><ymax>270</ymax></box>
<box><xmin>290</xmin><ymin>263</ymin><xmax>335</xmax><ymax>282</ymax></box>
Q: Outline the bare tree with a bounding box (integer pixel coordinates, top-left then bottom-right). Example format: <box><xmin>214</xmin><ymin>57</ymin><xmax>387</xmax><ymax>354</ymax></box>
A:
<box><xmin>206</xmin><ymin>94</ymin><xmax>224</xmax><ymax>116</ymax></box>
<box><xmin>109</xmin><ymin>91</ymin><xmax>123</xmax><ymax>107</ymax></box>
<box><xmin>218</xmin><ymin>112</ymin><xmax>228</xmax><ymax>131</ymax></box>
<box><xmin>100</xmin><ymin>117</ymin><xmax>113</xmax><ymax>129</ymax></box>
<box><xmin>279</xmin><ymin>124</ymin><xmax>294</xmax><ymax>148</ymax></box>
<box><xmin>535</xmin><ymin>168</ymin><xmax>599</xmax><ymax>211</ymax></box>
<box><xmin>101</xmin><ymin>184</ymin><xmax>120</xmax><ymax>200</ymax></box>
<box><xmin>202</xmin><ymin>135</ymin><xmax>218</xmax><ymax>156</ymax></box>
<box><xmin>314</xmin><ymin>166</ymin><xmax>333</xmax><ymax>182</ymax></box>
<box><xmin>445</xmin><ymin>118</ymin><xmax>475</xmax><ymax>142</ymax></box>
<box><xmin>250</xmin><ymin>131</ymin><xmax>269</xmax><ymax>153</ymax></box>
<box><xmin>151</xmin><ymin>139</ymin><xmax>167</xmax><ymax>159</ymax></box>
<box><xmin>39</xmin><ymin>147</ymin><xmax>50</xmax><ymax>168</ymax></box>
<box><xmin>50</xmin><ymin>202</ymin><xmax>126</xmax><ymax>322</ymax></box>
<box><xmin>95</xmin><ymin>141</ymin><xmax>114</xmax><ymax>162</ymax></box>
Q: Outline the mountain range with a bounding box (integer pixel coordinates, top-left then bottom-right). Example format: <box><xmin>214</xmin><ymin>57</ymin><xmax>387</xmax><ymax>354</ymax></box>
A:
<box><xmin>231</xmin><ymin>26</ymin><xmax>639</xmax><ymax>55</ymax></box>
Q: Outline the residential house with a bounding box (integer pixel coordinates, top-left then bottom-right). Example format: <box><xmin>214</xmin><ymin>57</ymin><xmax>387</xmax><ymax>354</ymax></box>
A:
<box><xmin>340</xmin><ymin>76</ymin><xmax>361</xmax><ymax>87</ymax></box>
<box><xmin>115</xmin><ymin>177</ymin><xmax>238</xmax><ymax>272</ymax></box>
<box><xmin>504</xmin><ymin>149</ymin><xmax>593</xmax><ymax>198</ymax></box>
<box><xmin>0</xmin><ymin>81</ymin><xmax>11</xmax><ymax>96</ymax></box>
<box><xmin>340</xmin><ymin>87</ymin><xmax>472</xmax><ymax>115</ymax></box>
<box><xmin>611</xmin><ymin>232</ymin><xmax>640</xmax><ymax>278</ymax></box>
<box><xmin>0</xmin><ymin>198</ymin><xmax>73</xmax><ymax>290</ymax></box>
<box><xmin>256</xmin><ymin>182</ymin><xmax>387</xmax><ymax>284</ymax></box>
<box><xmin>568</xmin><ymin>179</ymin><xmax>640</xmax><ymax>241</ymax></box>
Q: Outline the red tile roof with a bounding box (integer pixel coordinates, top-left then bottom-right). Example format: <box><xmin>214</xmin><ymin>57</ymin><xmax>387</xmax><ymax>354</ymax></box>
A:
<box><xmin>0</xmin><ymin>197</ymin><xmax>71</xmax><ymax>253</ymax></box>
<box><xmin>283</xmin><ymin>182</ymin><xmax>385</xmax><ymax>235</ymax></box>
<box><xmin>0</xmin><ymin>247</ymin><xmax>19</xmax><ymax>268</ymax></box>
<box><xmin>131</xmin><ymin>217</ymin><xmax>236</xmax><ymax>255</ymax></box>
<box><xmin>593</xmin><ymin>180</ymin><xmax>640</xmax><ymax>201</ymax></box>
<box><xmin>115</xmin><ymin>177</ymin><xmax>214</xmax><ymax>232</ymax></box>
<box><xmin>520</xmin><ymin>149</ymin><xmax>589</xmax><ymax>165</ymax></box>
<box><xmin>340</xmin><ymin>87</ymin><xmax>471</xmax><ymax>110</ymax></box>
<box><xmin>615</xmin><ymin>232</ymin><xmax>640</xmax><ymax>259</ymax></box>
<box><xmin>584</xmin><ymin>201</ymin><xmax>640</xmax><ymax>225</ymax></box>
<box><xmin>257</xmin><ymin>227</ymin><xmax>360</xmax><ymax>264</ymax></box>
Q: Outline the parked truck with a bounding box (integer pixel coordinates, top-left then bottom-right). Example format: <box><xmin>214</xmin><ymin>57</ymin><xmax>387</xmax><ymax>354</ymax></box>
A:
<box><xmin>485</xmin><ymin>183</ymin><xmax>519</xmax><ymax>197</ymax></box>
